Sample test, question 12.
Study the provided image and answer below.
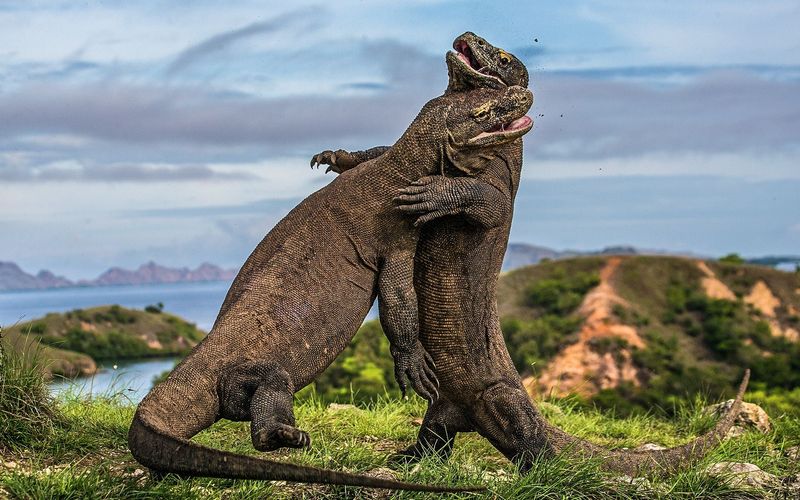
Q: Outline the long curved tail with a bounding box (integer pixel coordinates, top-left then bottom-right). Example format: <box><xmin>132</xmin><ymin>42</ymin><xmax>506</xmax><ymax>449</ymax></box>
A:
<box><xmin>128</xmin><ymin>411</ymin><xmax>484</xmax><ymax>493</ymax></box>
<box><xmin>545</xmin><ymin>369</ymin><xmax>750</xmax><ymax>476</ymax></box>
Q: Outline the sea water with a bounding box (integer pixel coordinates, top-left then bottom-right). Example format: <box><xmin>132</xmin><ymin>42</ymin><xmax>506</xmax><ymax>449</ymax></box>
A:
<box><xmin>0</xmin><ymin>281</ymin><xmax>378</xmax><ymax>399</ymax></box>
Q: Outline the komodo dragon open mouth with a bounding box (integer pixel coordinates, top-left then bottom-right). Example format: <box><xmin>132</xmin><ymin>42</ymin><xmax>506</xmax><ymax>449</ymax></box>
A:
<box><xmin>452</xmin><ymin>39</ymin><xmax>504</xmax><ymax>85</ymax></box>
<box><xmin>467</xmin><ymin>115</ymin><xmax>533</xmax><ymax>146</ymax></box>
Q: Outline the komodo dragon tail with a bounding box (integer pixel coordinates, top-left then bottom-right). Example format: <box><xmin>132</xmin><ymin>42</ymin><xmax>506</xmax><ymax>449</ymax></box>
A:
<box><xmin>128</xmin><ymin>414</ymin><xmax>484</xmax><ymax>493</ymax></box>
<box><xmin>544</xmin><ymin>369</ymin><xmax>750</xmax><ymax>476</ymax></box>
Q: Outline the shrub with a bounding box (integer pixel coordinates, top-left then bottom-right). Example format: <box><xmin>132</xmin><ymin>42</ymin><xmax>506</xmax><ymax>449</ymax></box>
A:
<box><xmin>145</xmin><ymin>302</ymin><xmax>164</xmax><ymax>314</ymax></box>
<box><xmin>525</xmin><ymin>271</ymin><xmax>599</xmax><ymax>315</ymax></box>
<box><xmin>718</xmin><ymin>253</ymin><xmax>744</xmax><ymax>265</ymax></box>
<box><xmin>309</xmin><ymin>320</ymin><xmax>398</xmax><ymax>402</ymax></box>
<box><xmin>502</xmin><ymin>316</ymin><xmax>581</xmax><ymax>373</ymax></box>
<box><xmin>0</xmin><ymin>328</ymin><xmax>60</xmax><ymax>449</ymax></box>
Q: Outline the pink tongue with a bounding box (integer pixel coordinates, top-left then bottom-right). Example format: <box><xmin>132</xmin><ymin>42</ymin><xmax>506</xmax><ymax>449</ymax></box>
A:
<box><xmin>457</xmin><ymin>51</ymin><xmax>471</xmax><ymax>66</ymax></box>
<box><xmin>508</xmin><ymin>116</ymin><xmax>532</xmax><ymax>130</ymax></box>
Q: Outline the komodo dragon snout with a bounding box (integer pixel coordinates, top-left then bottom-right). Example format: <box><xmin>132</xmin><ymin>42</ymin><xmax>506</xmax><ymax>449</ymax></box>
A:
<box><xmin>448</xmin><ymin>31</ymin><xmax>529</xmax><ymax>90</ymax></box>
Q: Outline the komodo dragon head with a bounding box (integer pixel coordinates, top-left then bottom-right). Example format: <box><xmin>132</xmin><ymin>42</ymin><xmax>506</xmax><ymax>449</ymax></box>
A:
<box><xmin>435</xmin><ymin>85</ymin><xmax>533</xmax><ymax>175</ymax></box>
<box><xmin>447</xmin><ymin>31</ymin><xmax>529</xmax><ymax>91</ymax></box>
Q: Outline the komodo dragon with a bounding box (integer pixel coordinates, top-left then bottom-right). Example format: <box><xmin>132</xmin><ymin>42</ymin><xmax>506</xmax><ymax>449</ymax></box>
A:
<box><xmin>314</xmin><ymin>32</ymin><xmax>751</xmax><ymax>476</ymax></box>
<box><xmin>128</xmin><ymin>85</ymin><xmax>534</xmax><ymax>492</ymax></box>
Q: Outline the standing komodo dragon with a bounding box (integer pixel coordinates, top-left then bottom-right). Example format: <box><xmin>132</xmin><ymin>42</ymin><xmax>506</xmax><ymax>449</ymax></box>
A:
<box><xmin>314</xmin><ymin>32</ymin><xmax>751</xmax><ymax>476</ymax></box>
<box><xmin>128</xmin><ymin>85</ymin><xmax>533</xmax><ymax>492</ymax></box>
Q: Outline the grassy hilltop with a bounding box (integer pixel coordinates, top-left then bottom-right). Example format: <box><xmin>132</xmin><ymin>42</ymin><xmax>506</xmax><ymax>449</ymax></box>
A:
<box><xmin>3</xmin><ymin>304</ymin><xmax>204</xmax><ymax>378</ymax></box>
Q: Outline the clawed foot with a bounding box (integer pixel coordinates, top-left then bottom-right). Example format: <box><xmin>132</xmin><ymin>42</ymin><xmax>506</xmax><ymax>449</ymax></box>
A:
<box><xmin>391</xmin><ymin>342</ymin><xmax>439</xmax><ymax>402</ymax></box>
<box><xmin>393</xmin><ymin>176</ymin><xmax>461</xmax><ymax>226</ymax></box>
<box><xmin>310</xmin><ymin>149</ymin><xmax>360</xmax><ymax>174</ymax></box>
<box><xmin>387</xmin><ymin>445</ymin><xmax>425</xmax><ymax>467</ymax></box>
<box><xmin>252</xmin><ymin>423</ymin><xmax>311</xmax><ymax>452</ymax></box>
<box><xmin>310</xmin><ymin>150</ymin><xmax>340</xmax><ymax>174</ymax></box>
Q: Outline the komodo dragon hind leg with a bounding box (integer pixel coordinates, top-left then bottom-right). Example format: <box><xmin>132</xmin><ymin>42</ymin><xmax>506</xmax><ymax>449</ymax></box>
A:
<box><xmin>218</xmin><ymin>360</ymin><xmax>310</xmax><ymax>452</ymax></box>
<box><xmin>389</xmin><ymin>396</ymin><xmax>472</xmax><ymax>465</ymax></box>
<box><xmin>473</xmin><ymin>382</ymin><xmax>552</xmax><ymax>471</ymax></box>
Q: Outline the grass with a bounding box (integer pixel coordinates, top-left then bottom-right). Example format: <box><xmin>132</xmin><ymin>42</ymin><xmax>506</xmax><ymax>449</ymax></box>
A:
<box><xmin>2</xmin><ymin>361</ymin><xmax>799</xmax><ymax>498</ymax></box>
<box><xmin>0</xmin><ymin>329</ymin><xmax>62</xmax><ymax>450</ymax></box>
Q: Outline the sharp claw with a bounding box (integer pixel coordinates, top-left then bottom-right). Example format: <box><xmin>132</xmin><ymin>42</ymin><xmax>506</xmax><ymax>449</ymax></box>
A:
<box><xmin>325</xmin><ymin>166</ymin><xmax>332</xmax><ymax>174</ymax></box>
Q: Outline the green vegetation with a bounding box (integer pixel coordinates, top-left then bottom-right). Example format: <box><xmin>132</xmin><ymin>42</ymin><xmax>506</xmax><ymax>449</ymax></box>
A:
<box><xmin>524</xmin><ymin>269</ymin><xmax>600</xmax><ymax>315</ymax></box>
<box><xmin>495</xmin><ymin>259</ymin><xmax>605</xmax><ymax>375</ymax></box>
<box><xmin>719</xmin><ymin>253</ymin><xmax>745</xmax><ymax>265</ymax></box>
<box><xmin>3</xmin><ymin>305</ymin><xmax>206</xmax><ymax>378</ymax></box>
<box><xmin>307</xmin><ymin>320</ymin><xmax>400</xmax><ymax>403</ymax></box>
<box><xmin>145</xmin><ymin>302</ymin><xmax>164</xmax><ymax>314</ymax></box>
<box><xmin>663</xmin><ymin>285</ymin><xmax>800</xmax><ymax>389</ymax></box>
<box><xmin>2</xmin><ymin>344</ymin><xmax>798</xmax><ymax>498</ymax></box>
<box><xmin>0</xmin><ymin>329</ymin><xmax>61</xmax><ymax>450</ymax></box>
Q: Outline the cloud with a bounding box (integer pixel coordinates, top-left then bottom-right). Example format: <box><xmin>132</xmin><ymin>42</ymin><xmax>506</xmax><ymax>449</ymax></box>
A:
<box><xmin>0</xmin><ymin>161</ymin><xmax>255</xmax><ymax>182</ymax></box>
<box><xmin>3</xmin><ymin>64</ymin><xmax>797</xmax><ymax>167</ymax></box>
<box><xmin>525</xmin><ymin>69</ymin><xmax>800</xmax><ymax>160</ymax></box>
<box><xmin>0</xmin><ymin>38</ymin><xmax>444</xmax><ymax>155</ymax></box>
<box><xmin>165</xmin><ymin>8</ymin><xmax>322</xmax><ymax>76</ymax></box>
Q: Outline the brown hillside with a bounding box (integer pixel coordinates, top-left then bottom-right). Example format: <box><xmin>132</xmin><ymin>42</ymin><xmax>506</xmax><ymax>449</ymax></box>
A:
<box><xmin>499</xmin><ymin>255</ymin><xmax>800</xmax><ymax>403</ymax></box>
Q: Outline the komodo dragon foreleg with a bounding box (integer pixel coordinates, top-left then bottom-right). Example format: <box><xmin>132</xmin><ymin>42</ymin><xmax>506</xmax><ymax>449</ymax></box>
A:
<box><xmin>395</xmin><ymin>175</ymin><xmax>510</xmax><ymax>228</ymax></box>
<box><xmin>310</xmin><ymin>146</ymin><xmax>390</xmax><ymax>174</ymax></box>
<box><xmin>378</xmin><ymin>251</ymin><xmax>439</xmax><ymax>402</ymax></box>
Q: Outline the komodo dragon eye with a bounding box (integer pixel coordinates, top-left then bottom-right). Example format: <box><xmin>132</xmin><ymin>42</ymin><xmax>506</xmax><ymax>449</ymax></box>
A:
<box><xmin>471</xmin><ymin>102</ymin><xmax>493</xmax><ymax>121</ymax></box>
<box><xmin>499</xmin><ymin>51</ymin><xmax>511</xmax><ymax>66</ymax></box>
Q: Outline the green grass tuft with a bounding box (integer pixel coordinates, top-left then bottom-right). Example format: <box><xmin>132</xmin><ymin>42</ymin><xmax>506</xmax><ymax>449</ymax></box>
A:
<box><xmin>0</xmin><ymin>328</ymin><xmax>62</xmax><ymax>450</ymax></box>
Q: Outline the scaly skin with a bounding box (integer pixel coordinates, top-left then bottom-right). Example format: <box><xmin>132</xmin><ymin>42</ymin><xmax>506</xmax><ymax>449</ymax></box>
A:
<box><xmin>315</xmin><ymin>32</ymin><xmax>751</xmax><ymax>477</ymax></box>
<box><xmin>128</xmin><ymin>85</ymin><xmax>533</xmax><ymax>492</ymax></box>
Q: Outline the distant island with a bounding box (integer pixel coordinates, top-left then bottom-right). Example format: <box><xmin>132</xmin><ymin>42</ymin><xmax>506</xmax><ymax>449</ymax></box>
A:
<box><xmin>3</xmin><ymin>304</ymin><xmax>205</xmax><ymax>378</ymax></box>
<box><xmin>2</xmin><ymin>245</ymin><xmax>797</xmax><ymax>291</ymax></box>
<box><xmin>0</xmin><ymin>261</ymin><xmax>238</xmax><ymax>291</ymax></box>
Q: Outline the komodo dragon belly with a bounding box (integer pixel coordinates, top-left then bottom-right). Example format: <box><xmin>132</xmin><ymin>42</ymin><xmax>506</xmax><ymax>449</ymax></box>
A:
<box><xmin>208</xmin><ymin>217</ymin><xmax>378</xmax><ymax>389</ymax></box>
<box><xmin>416</xmin><ymin>219</ymin><xmax>515</xmax><ymax>394</ymax></box>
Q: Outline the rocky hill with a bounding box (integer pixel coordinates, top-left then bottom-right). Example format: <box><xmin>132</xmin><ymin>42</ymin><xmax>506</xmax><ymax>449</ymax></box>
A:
<box><xmin>0</xmin><ymin>262</ymin><xmax>73</xmax><ymax>291</ymax></box>
<box><xmin>501</xmin><ymin>255</ymin><xmax>799</xmax><ymax>411</ymax></box>
<box><xmin>315</xmin><ymin>255</ymin><xmax>800</xmax><ymax>413</ymax></box>
<box><xmin>82</xmin><ymin>261</ymin><xmax>237</xmax><ymax>286</ymax></box>
<box><xmin>0</xmin><ymin>261</ymin><xmax>237</xmax><ymax>291</ymax></box>
<box><xmin>1</xmin><ymin>305</ymin><xmax>205</xmax><ymax>378</ymax></box>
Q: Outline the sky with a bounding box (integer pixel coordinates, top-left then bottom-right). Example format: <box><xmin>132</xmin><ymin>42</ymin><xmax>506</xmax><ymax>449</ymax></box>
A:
<box><xmin>1</xmin><ymin>0</ymin><xmax>798</xmax><ymax>279</ymax></box>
